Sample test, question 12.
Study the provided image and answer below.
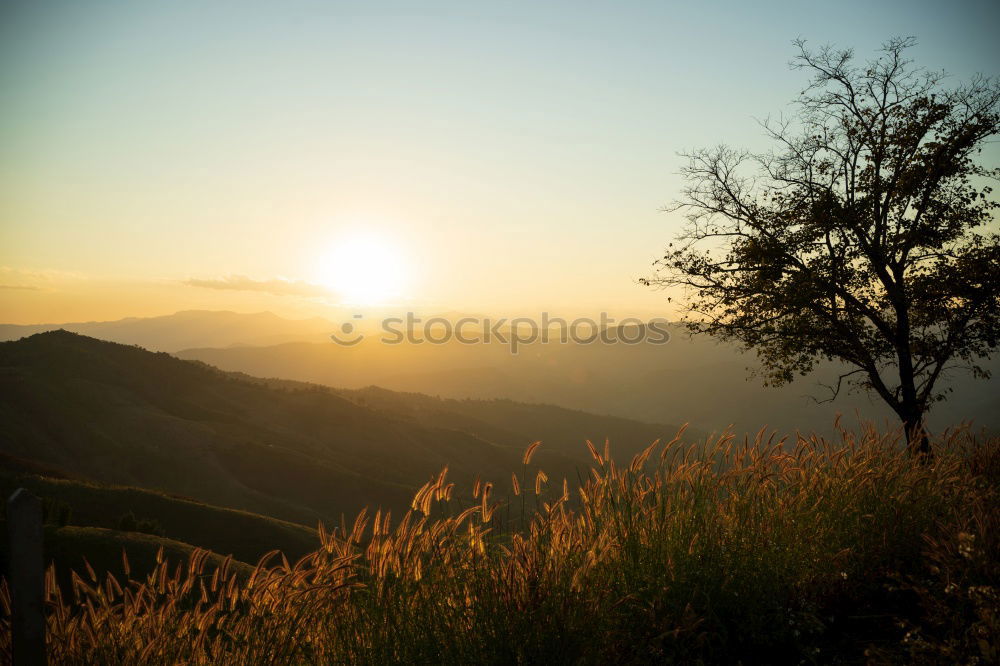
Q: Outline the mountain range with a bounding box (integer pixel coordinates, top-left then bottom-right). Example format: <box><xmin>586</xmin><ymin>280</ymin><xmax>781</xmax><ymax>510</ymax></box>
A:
<box><xmin>0</xmin><ymin>310</ymin><xmax>336</xmax><ymax>351</ymax></box>
<box><xmin>4</xmin><ymin>310</ymin><xmax>997</xmax><ymax>436</ymax></box>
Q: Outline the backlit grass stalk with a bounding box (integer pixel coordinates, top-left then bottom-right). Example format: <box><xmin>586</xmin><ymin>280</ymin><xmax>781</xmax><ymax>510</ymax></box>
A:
<box><xmin>1</xmin><ymin>425</ymin><xmax>995</xmax><ymax>664</ymax></box>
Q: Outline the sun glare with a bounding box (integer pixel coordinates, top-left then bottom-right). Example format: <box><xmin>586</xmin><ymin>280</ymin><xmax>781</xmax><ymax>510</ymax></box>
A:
<box><xmin>315</xmin><ymin>233</ymin><xmax>408</xmax><ymax>305</ymax></box>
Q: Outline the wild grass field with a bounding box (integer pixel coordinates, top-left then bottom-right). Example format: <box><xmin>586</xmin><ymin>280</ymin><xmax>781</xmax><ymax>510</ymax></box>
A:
<box><xmin>2</xmin><ymin>424</ymin><xmax>996</xmax><ymax>665</ymax></box>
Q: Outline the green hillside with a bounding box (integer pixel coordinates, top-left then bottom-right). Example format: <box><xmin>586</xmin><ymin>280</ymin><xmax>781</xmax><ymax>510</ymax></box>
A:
<box><xmin>0</xmin><ymin>331</ymin><xmax>523</xmax><ymax>523</ymax></box>
<box><xmin>227</xmin><ymin>376</ymin><xmax>696</xmax><ymax>467</ymax></box>
<box><xmin>0</xmin><ymin>472</ymin><xmax>318</xmax><ymax>565</ymax></box>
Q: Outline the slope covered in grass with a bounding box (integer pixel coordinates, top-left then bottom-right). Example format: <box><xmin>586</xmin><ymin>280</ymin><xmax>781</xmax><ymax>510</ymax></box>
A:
<box><xmin>334</xmin><ymin>385</ymin><xmax>699</xmax><ymax>464</ymax></box>
<box><xmin>40</xmin><ymin>525</ymin><xmax>254</xmax><ymax>591</ymax></box>
<box><xmin>0</xmin><ymin>471</ymin><xmax>318</xmax><ymax>565</ymax></box>
<box><xmin>226</xmin><ymin>376</ymin><xmax>699</xmax><ymax>469</ymax></box>
<box><xmin>5</xmin><ymin>428</ymin><xmax>995</xmax><ymax>664</ymax></box>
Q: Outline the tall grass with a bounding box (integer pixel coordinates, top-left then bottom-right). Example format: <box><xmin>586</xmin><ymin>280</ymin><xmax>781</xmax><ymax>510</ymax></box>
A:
<box><xmin>2</xmin><ymin>425</ymin><xmax>997</xmax><ymax>664</ymax></box>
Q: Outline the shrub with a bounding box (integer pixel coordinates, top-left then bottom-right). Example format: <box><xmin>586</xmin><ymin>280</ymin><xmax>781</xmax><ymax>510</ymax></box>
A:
<box><xmin>116</xmin><ymin>511</ymin><xmax>165</xmax><ymax>537</ymax></box>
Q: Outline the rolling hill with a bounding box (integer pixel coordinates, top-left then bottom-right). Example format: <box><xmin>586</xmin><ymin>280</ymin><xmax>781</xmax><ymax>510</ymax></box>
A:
<box><xmin>0</xmin><ymin>466</ymin><xmax>319</xmax><ymax>566</ymax></box>
<box><xmin>0</xmin><ymin>520</ymin><xmax>260</xmax><ymax>595</ymax></box>
<box><xmin>0</xmin><ymin>331</ymin><xmax>685</xmax><ymax>526</ymax></box>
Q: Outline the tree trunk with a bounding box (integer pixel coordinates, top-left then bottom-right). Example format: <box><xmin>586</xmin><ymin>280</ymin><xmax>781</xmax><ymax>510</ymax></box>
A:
<box><xmin>901</xmin><ymin>403</ymin><xmax>931</xmax><ymax>459</ymax></box>
<box><xmin>895</xmin><ymin>318</ymin><xmax>931</xmax><ymax>460</ymax></box>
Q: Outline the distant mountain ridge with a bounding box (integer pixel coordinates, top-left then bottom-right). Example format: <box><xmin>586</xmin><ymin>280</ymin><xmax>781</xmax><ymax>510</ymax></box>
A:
<box><xmin>0</xmin><ymin>310</ymin><xmax>337</xmax><ymax>351</ymax></box>
<box><xmin>177</xmin><ymin>334</ymin><xmax>1000</xmax><ymax>437</ymax></box>
<box><xmin>4</xmin><ymin>310</ymin><xmax>996</xmax><ymax>437</ymax></box>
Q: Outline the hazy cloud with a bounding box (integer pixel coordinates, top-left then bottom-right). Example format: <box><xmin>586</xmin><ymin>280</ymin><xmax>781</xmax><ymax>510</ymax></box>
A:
<box><xmin>183</xmin><ymin>275</ymin><xmax>333</xmax><ymax>297</ymax></box>
<box><xmin>0</xmin><ymin>266</ymin><xmax>86</xmax><ymax>290</ymax></box>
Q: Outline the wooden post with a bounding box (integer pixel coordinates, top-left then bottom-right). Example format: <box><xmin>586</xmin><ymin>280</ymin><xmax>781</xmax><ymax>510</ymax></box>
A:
<box><xmin>7</xmin><ymin>488</ymin><xmax>46</xmax><ymax>665</ymax></box>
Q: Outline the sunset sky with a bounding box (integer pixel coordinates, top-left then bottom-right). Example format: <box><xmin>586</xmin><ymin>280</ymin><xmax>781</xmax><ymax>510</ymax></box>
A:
<box><xmin>2</xmin><ymin>0</ymin><xmax>998</xmax><ymax>323</ymax></box>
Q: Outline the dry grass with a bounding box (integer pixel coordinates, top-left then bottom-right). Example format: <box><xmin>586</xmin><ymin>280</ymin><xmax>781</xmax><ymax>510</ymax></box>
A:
<box><xmin>2</xmin><ymin>424</ymin><xmax>998</xmax><ymax>664</ymax></box>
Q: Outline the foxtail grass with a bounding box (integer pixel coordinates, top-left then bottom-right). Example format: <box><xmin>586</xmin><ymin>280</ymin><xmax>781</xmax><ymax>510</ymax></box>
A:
<box><xmin>2</xmin><ymin>425</ymin><xmax>997</xmax><ymax>664</ymax></box>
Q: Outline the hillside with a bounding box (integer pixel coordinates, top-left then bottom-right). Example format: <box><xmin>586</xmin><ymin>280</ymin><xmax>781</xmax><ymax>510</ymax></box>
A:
<box><xmin>340</xmin><ymin>387</ymin><xmax>677</xmax><ymax>456</ymax></box>
<box><xmin>0</xmin><ymin>469</ymin><xmax>318</xmax><ymax>566</ymax></box>
<box><xmin>0</xmin><ymin>332</ymin><xmax>514</xmax><ymax>523</ymax></box>
<box><xmin>0</xmin><ymin>522</ymin><xmax>257</xmax><ymax>594</ymax></box>
<box><xmin>0</xmin><ymin>332</ymin><xmax>683</xmax><ymax>526</ymax></box>
<box><xmin>228</xmin><ymin>376</ymin><xmax>695</xmax><ymax>465</ymax></box>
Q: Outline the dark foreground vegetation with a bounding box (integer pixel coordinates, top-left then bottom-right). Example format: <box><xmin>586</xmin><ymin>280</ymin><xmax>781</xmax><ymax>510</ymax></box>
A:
<box><xmin>2</xmin><ymin>426</ymin><xmax>996</xmax><ymax>664</ymax></box>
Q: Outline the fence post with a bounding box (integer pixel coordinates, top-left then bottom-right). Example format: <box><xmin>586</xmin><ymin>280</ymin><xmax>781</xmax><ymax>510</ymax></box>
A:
<box><xmin>7</xmin><ymin>488</ymin><xmax>46</xmax><ymax>665</ymax></box>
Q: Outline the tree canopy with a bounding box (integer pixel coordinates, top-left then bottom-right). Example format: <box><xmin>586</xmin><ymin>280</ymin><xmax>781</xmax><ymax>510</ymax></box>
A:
<box><xmin>644</xmin><ymin>38</ymin><xmax>1000</xmax><ymax>454</ymax></box>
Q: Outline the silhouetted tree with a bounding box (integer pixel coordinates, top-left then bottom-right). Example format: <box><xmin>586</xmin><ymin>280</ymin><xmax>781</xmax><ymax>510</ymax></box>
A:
<box><xmin>644</xmin><ymin>38</ymin><xmax>1000</xmax><ymax>455</ymax></box>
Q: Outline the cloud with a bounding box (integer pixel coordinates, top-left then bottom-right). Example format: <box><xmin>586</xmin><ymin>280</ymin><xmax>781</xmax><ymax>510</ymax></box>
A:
<box><xmin>0</xmin><ymin>266</ymin><xmax>87</xmax><ymax>290</ymax></box>
<box><xmin>183</xmin><ymin>275</ymin><xmax>333</xmax><ymax>297</ymax></box>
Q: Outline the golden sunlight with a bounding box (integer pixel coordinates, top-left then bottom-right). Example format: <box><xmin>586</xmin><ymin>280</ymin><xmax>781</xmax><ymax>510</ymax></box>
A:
<box><xmin>314</xmin><ymin>232</ymin><xmax>409</xmax><ymax>305</ymax></box>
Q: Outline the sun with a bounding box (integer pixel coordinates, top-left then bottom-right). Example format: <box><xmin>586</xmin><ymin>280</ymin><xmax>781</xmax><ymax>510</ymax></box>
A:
<box><xmin>315</xmin><ymin>232</ymin><xmax>408</xmax><ymax>305</ymax></box>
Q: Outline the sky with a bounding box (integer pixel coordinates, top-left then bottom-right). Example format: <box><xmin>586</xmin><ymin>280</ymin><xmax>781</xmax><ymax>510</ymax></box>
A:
<box><xmin>1</xmin><ymin>0</ymin><xmax>998</xmax><ymax>323</ymax></box>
